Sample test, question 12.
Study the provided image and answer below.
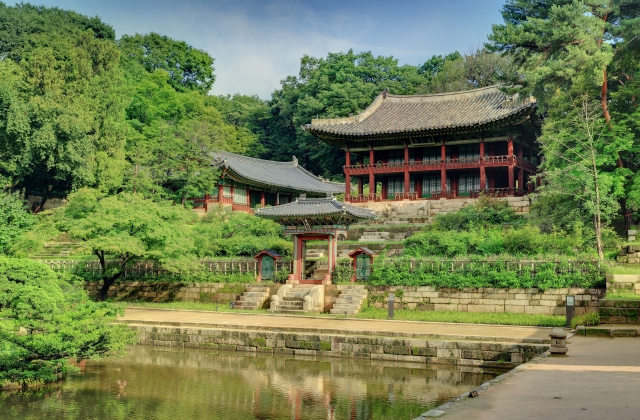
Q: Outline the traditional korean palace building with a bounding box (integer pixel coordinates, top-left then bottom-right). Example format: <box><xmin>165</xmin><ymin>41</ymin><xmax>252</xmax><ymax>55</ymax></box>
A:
<box><xmin>193</xmin><ymin>150</ymin><xmax>344</xmax><ymax>213</ymax></box>
<box><xmin>303</xmin><ymin>86</ymin><xmax>540</xmax><ymax>202</ymax></box>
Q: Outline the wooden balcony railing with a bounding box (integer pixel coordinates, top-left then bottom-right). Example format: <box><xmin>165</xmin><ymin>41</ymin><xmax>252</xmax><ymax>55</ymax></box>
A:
<box><xmin>393</xmin><ymin>192</ymin><xmax>418</xmax><ymax>200</ymax></box>
<box><xmin>347</xmin><ymin>194</ymin><xmax>381</xmax><ymax>202</ymax></box>
<box><xmin>515</xmin><ymin>157</ymin><xmax>537</xmax><ymax>172</ymax></box>
<box><xmin>469</xmin><ymin>188</ymin><xmax>527</xmax><ymax>198</ymax></box>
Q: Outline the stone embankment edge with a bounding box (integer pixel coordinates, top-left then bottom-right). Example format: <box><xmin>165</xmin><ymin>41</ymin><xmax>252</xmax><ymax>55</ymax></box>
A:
<box><xmin>413</xmin><ymin>334</ymin><xmax>574</xmax><ymax>419</ymax></box>
<box><xmin>124</xmin><ymin>322</ymin><xmax>549</xmax><ymax>371</ymax></box>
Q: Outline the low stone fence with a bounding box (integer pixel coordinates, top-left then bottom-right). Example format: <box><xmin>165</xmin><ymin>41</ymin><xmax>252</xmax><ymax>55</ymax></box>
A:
<box><xmin>606</xmin><ymin>274</ymin><xmax>640</xmax><ymax>294</ymax></box>
<box><xmin>128</xmin><ymin>324</ymin><xmax>548</xmax><ymax>369</ymax></box>
<box><xmin>367</xmin><ymin>287</ymin><xmax>605</xmax><ymax>316</ymax></box>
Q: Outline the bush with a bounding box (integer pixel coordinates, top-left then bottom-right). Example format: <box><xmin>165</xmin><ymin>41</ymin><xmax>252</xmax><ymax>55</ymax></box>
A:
<box><xmin>369</xmin><ymin>255</ymin><xmax>605</xmax><ymax>290</ymax></box>
<box><xmin>570</xmin><ymin>312</ymin><xmax>600</xmax><ymax>329</ymax></box>
<box><xmin>332</xmin><ymin>259</ymin><xmax>354</xmax><ymax>284</ymax></box>
<box><xmin>0</xmin><ymin>257</ymin><xmax>137</xmax><ymax>388</ymax></box>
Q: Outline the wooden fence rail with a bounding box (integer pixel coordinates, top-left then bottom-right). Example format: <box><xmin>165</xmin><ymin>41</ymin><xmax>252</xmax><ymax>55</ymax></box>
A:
<box><xmin>39</xmin><ymin>259</ymin><xmax>293</xmax><ymax>278</ymax></box>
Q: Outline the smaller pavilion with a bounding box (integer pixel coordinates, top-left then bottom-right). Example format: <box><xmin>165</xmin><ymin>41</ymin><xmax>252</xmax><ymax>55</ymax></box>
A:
<box><xmin>255</xmin><ymin>197</ymin><xmax>377</xmax><ymax>284</ymax></box>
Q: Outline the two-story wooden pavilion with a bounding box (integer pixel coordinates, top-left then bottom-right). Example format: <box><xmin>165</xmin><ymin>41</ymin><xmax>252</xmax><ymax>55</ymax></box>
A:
<box><xmin>193</xmin><ymin>151</ymin><xmax>344</xmax><ymax>213</ymax></box>
<box><xmin>302</xmin><ymin>86</ymin><xmax>540</xmax><ymax>202</ymax></box>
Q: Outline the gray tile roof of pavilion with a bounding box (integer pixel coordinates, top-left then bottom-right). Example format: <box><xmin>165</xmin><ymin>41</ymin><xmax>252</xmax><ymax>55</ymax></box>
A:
<box><xmin>211</xmin><ymin>150</ymin><xmax>344</xmax><ymax>195</ymax></box>
<box><xmin>254</xmin><ymin>197</ymin><xmax>377</xmax><ymax>222</ymax></box>
<box><xmin>302</xmin><ymin>86</ymin><xmax>537</xmax><ymax>146</ymax></box>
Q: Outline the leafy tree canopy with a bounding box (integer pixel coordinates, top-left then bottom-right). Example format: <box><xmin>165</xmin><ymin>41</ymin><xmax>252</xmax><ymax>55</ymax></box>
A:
<box><xmin>0</xmin><ymin>257</ymin><xmax>136</xmax><ymax>388</ymax></box>
<box><xmin>0</xmin><ymin>190</ymin><xmax>35</xmax><ymax>254</ymax></box>
<box><xmin>118</xmin><ymin>32</ymin><xmax>215</xmax><ymax>94</ymax></box>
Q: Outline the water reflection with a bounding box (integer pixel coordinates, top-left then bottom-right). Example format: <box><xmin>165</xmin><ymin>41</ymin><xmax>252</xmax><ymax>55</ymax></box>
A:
<box><xmin>1</xmin><ymin>346</ymin><xmax>505</xmax><ymax>420</ymax></box>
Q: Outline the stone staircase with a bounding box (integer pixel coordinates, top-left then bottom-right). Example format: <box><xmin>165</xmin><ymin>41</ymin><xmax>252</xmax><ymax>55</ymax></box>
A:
<box><xmin>272</xmin><ymin>285</ymin><xmax>314</xmax><ymax>314</ymax></box>
<box><xmin>234</xmin><ymin>285</ymin><xmax>271</xmax><ymax>310</ymax></box>
<box><xmin>330</xmin><ymin>285</ymin><xmax>367</xmax><ymax>315</ymax></box>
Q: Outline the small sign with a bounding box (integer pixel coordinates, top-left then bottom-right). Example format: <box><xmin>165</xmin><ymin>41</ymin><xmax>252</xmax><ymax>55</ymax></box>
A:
<box><xmin>469</xmin><ymin>391</ymin><xmax>479</xmax><ymax>398</ymax></box>
<box><xmin>566</xmin><ymin>296</ymin><xmax>575</xmax><ymax>307</ymax></box>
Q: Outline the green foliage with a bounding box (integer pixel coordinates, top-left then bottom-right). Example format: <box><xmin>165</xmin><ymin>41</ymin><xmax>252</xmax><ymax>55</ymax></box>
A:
<box><xmin>0</xmin><ymin>257</ymin><xmax>137</xmax><ymax>388</ymax></box>
<box><xmin>0</xmin><ymin>191</ymin><xmax>34</xmax><ymax>254</ymax></box>
<box><xmin>369</xmin><ymin>255</ymin><xmax>605</xmax><ymax>291</ymax></box>
<box><xmin>41</xmin><ymin>189</ymin><xmax>197</xmax><ymax>299</ymax></box>
<box><xmin>332</xmin><ymin>259</ymin><xmax>354</xmax><ymax>284</ymax></box>
<box><xmin>570</xmin><ymin>312</ymin><xmax>600</xmax><ymax>329</ymax></box>
<box><xmin>192</xmin><ymin>209</ymin><xmax>291</xmax><ymax>258</ymax></box>
<box><xmin>431</xmin><ymin>196</ymin><xmax>521</xmax><ymax>231</ymax></box>
<box><xmin>118</xmin><ymin>33</ymin><xmax>215</xmax><ymax>94</ymax></box>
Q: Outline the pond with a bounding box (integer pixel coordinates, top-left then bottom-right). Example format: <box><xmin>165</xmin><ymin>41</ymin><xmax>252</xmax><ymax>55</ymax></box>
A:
<box><xmin>1</xmin><ymin>346</ymin><xmax>505</xmax><ymax>420</ymax></box>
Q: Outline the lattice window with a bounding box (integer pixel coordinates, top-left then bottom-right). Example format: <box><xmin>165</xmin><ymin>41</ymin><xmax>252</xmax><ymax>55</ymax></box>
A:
<box><xmin>387</xmin><ymin>149</ymin><xmax>404</xmax><ymax>163</ymax></box>
<box><xmin>233</xmin><ymin>188</ymin><xmax>247</xmax><ymax>204</ymax></box>
<box><xmin>458</xmin><ymin>144</ymin><xmax>480</xmax><ymax>159</ymax></box>
<box><xmin>422</xmin><ymin>147</ymin><xmax>441</xmax><ymax>162</ymax></box>
<box><xmin>422</xmin><ymin>175</ymin><xmax>440</xmax><ymax>196</ymax></box>
<box><xmin>387</xmin><ymin>177</ymin><xmax>404</xmax><ymax>195</ymax></box>
<box><xmin>458</xmin><ymin>172</ymin><xmax>480</xmax><ymax>194</ymax></box>
<box><xmin>223</xmin><ymin>186</ymin><xmax>232</xmax><ymax>198</ymax></box>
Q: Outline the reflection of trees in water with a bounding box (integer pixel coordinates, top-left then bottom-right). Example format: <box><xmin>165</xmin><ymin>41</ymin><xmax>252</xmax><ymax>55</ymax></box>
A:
<box><xmin>0</xmin><ymin>347</ymin><xmax>501</xmax><ymax>420</ymax></box>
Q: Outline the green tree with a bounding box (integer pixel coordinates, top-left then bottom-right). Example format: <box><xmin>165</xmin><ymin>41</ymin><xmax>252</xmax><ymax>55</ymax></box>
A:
<box><xmin>0</xmin><ymin>31</ymin><xmax>129</xmax><ymax>210</ymax></box>
<box><xmin>0</xmin><ymin>257</ymin><xmax>136</xmax><ymax>388</ymax></box>
<box><xmin>118</xmin><ymin>32</ymin><xmax>215</xmax><ymax>94</ymax></box>
<box><xmin>536</xmin><ymin>96</ymin><xmax>631</xmax><ymax>259</ymax></box>
<box><xmin>488</xmin><ymin>0</ymin><xmax>640</xmax><ymax>227</ymax></box>
<box><xmin>0</xmin><ymin>190</ymin><xmax>35</xmax><ymax>254</ymax></box>
<box><xmin>48</xmin><ymin>189</ymin><xmax>197</xmax><ymax>300</ymax></box>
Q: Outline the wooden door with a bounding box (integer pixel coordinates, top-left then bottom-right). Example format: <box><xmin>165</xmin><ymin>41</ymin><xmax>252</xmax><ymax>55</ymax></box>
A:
<box><xmin>356</xmin><ymin>254</ymin><xmax>371</xmax><ymax>281</ymax></box>
<box><xmin>261</xmin><ymin>256</ymin><xmax>274</xmax><ymax>280</ymax></box>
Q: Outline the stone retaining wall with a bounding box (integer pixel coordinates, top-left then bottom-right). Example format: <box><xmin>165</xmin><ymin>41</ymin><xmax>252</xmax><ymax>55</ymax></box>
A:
<box><xmin>129</xmin><ymin>324</ymin><xmax>548</xmax><ymax>369</ymax></box>
<box><xmin>367</xmin><ymin>287</ymin><xmax>604</xmax><ymax>316</ymax></box>
<box><xmin>599</xmin><ymin>300</ymin><xmax>640</xmax><ymax>324</ymax></box>
<box><xmin>606</xmin><ymin>274</ymin><xmax>640</xmax><ymax>294</ymax></box>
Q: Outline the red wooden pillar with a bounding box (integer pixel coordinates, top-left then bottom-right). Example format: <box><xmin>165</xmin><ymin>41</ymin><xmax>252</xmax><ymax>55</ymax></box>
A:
<box><xmin>260</xmin><ymin>191</ymin><xmax>266</xmax><ymax>208</ymax></box>
<box><xmin>345</xmin><ymin>148</ymin><xmax>351</xmax><ymax>198</ymax></box>
<box><xmin>218</xmin><ymin>184</ymin><xmax>224</xmax><ymax>203</ymax></box>
<box><xmin>369</xmin><ymin>149</ymin><xmax>375</xmax><ymax>199</ymax></box>
<box><xmin>507</xmin><ymin>136</ymin><xmax>515</xmax><ymax>192</ymax></box>
<box><xmin>403</xmin><ymin>144</ymin><xmax>410</xmax><ymax>196</ymax></box>
<box><xmin>479</xmin><ymin>140</ymin><xmax>486</xmax><ymax>191</ymax></box>
<box><xmin>381</xmin><ymin>179</ymin><xmax>388</xmax><ymax>200</ymax></box>
<box><xmin>440</xmin><ymin>144</ymin><xmax>447</xmax><ymax>193</ymax></box>
<box><xmin>358</xmin><ymin>178</ymin><xmax>364</xmax><ymax>195</ymax></box>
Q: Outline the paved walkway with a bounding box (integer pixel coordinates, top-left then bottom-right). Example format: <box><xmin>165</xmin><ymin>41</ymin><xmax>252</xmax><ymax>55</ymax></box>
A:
<box><xmin>121</xmin><ymin>307</ymin><xmax>551</xmax><ymax>343</ymax></box>
<box><xmin>431</xmin><ymin>336</ymin><xmax>640</xmax><ymax>419</ymax></box>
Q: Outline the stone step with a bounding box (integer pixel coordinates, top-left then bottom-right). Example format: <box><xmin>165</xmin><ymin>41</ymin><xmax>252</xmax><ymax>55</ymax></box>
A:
<box><xmin>274</xmin><ymin>309</ymin><xmax>306</xmax><ymax>315</ymax></box>
<box><xmin>239</xmin><ymin>296</ymin><xmax>267</xmax><ymax>303</ymax></box>
<box><xmin>242</xmin><ymin>292</ymin><xmax>269</xmax><ymax>298</ymax></box>
<box><xmin>276</xmin><ymin>304</ymin><xmax>304</xmax><ymax>311</ymax></box>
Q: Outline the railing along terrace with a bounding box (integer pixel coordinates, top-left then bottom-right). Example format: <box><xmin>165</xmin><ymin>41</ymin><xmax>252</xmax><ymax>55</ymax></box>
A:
<box><xmin>431</xmin><ymin>190</ymin><xmax>455</xmax><ymax>199</ymax></box>
<box><xmin>347</xmin><ymin>194</ymin><xmax>381</xmax><ymax>202</ymax></box>
<box><xmin>468</xmin><ymin>188</ymin><xmax>526</xmax><ymax>198</ymax></box>
<box><xmin>515</xmin><ymin>157</ymin><xmax>537</xmax><ymax>172</ymax></box>
<box><xmin>393</xmin><ymin>192</ymin><xmax>418</xmax><ymax>200</ymax></box>
<box><xmin>40</xmin><ymin>259</ymin><xmax>293</xmax><ymax>280</ymax></box>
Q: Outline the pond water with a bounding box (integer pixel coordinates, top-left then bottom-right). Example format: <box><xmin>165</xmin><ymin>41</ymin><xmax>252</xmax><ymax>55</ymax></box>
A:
<box><xmin>1</xmin><ymin>346</ymin><xmax>505</xmax><ymax>420</ymax></box>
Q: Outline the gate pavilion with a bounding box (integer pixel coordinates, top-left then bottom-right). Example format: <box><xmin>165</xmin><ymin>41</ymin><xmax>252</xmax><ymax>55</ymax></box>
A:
<box><xmin>303</xmin><ymin>86</ymin><xmax>540</xmax><ymax>202</ymax></box>
<box><xmin>254</xmin><ymin>197</ymin><xmax>377</xmax><ymax>284</ymax></box>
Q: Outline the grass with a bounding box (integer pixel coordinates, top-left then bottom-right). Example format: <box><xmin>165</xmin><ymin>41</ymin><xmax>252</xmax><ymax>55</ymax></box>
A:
<box><xmin>126</xmin><ymin>301</ymin><xmax>271</xmax><ymax>313</ymax></box>
<box><xmin>603</xmin><ymin>291</ymin><xmax>640</xmax><ymax>300</ymax></box>
<box><xmin>352</xmin><ymin>307</ymin><xmax>565</xmax><ymax>327</ymax></box>
<box><xmin>124</xmin><ymin>301</ymin><xmax>564</xmax><ymax>326</ymax></box>
<box><xmin>608</xmin><ymin>265</ymin><xmax>640</xmax><ymax>275</ymax></box>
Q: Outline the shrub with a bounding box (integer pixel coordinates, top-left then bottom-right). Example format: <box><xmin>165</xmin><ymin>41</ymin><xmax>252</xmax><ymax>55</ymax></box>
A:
<box><xmin>570</xmin><ymin>312</ymin><xmax>600</xmax><ymax>329</ymax></box>
<box><xmin>332</xmin><ymin>259</ymin><xmax>354</xmax><ymax>284</ymax></box>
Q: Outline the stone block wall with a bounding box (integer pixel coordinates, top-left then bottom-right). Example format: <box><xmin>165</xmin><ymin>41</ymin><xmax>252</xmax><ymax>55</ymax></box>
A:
<box><xmin>129</xmin><ymin>324</ymin><xmax>548</xmax><ymax>369</ymax></box>
<box><xmin>84</xmin><ymin>281</ymin><xmax>280</xmax><ymax>303</ymax></box>
<box><xmin>616</xmin><ymin>245</ymin><xmax>640</xmax><ymax>264</ymax></box>
<box><xmin>367</xmin><ymin>287</ymin><xmax>604</xmax><ymax>316</ymax></box>
<box><xmin>606</xmin><ymin>274</ymin><xmax>640</xmax><ymax>294</ymax></box>
<box><xmin>599</xmin><ymin>300</ymin><xmax>640</xmax><ymax>324</ymax></box>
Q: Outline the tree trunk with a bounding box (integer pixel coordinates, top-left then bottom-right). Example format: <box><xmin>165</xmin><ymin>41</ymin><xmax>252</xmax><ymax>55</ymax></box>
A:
<box><xmin>33</xmin><ymin>185</ymin><xmax>52</xmax><ymax>214</ymax></box>
<box><xmin>97</xmin><ymin>272</ymin><xmax>123</xmax><ymax>301</ymax></box>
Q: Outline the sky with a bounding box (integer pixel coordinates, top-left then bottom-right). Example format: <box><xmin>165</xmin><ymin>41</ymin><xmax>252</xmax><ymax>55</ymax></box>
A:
<box><xmin>17</xmin><ymin>0</ymin><xmax>507</xmax><ymax>99</ymax></box>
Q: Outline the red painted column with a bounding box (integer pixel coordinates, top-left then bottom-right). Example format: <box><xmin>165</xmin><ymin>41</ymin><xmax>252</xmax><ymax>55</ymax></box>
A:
<box><xmin>403</xmin><ymin>144</ymin><xmax>410</xmax><ymax>196</ymax></box>
<box><xmin>260</xmin><ymin>191</ymin><xmax>265</xmax><ymax>207</ymax></box>
<box><xmin>345</xmin><ymin>148</ymin><xmax>351</xmax><ymax>199</ymax></box>
<box><xmin>440</xmin><ymin>144</ymin><xmax>447</xmax><ymax>193</ymax></box>
<box><xmin>218</xmin><ymin>184</ymin><xmax>224</xmax><ymax>203</ymax></box>
<box><xmin>508</xmin><ymin>136</ymin><xmax>515</xmax><ymax>192</ymax></box>
<box><xmin>479</xmin><ymin>140</ymin><xmax>486</xmax><ymax>191</ymax></box>
<box><xmin>369</xmin><ymin>149</ymin><xmax>375</xmax><ymax>199</ymax></box>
